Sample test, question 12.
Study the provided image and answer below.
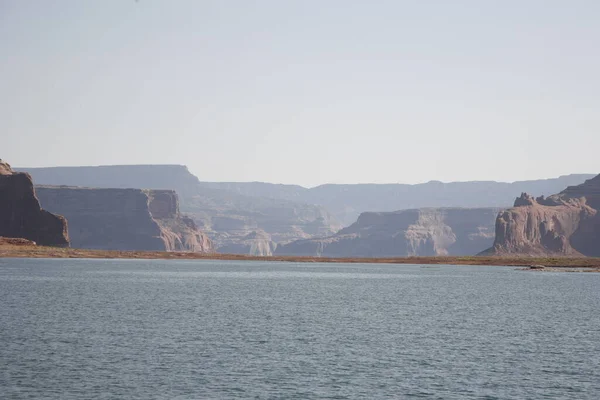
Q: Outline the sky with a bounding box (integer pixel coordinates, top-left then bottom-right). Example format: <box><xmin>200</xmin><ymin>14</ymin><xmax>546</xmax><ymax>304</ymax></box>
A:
<box><xmin>1</xmin><ymin>0</ymin><xmax>599</xmax><ymax>187</ymax></box>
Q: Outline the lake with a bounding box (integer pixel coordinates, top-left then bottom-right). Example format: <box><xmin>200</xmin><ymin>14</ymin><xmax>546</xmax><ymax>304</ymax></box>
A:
<box><xmin>1</xmin><ymin>258</ymin><xmax>599</xmax><ymax>399</ymax></box>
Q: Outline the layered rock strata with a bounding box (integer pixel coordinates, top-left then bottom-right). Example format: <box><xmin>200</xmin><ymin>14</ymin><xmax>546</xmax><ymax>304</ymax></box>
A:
<box><xmin>275</xmin><ymin>208</ymin><xmax>501</xmax><ymax>257</ymax></box>
<box><xmin>482</xmin><ymin>174</ymin><xmax>600</xmax><ymax>256</ymax></box>
<box><xmin>196</xmin><ymin>176</ymin><xmax>596</xmax><ymax>226</ymax></box>
<box><xmin>20</xmin><ymin>165</ymin><xmax>341</xmax><ymax>255</ymax></box>
<box><xmin>34</xmin><ymin>186</ymin><xmax>213</xmax><ymax>252</ymax></box>
<box><xmin>0</xmin><ymin>160</ymin><xmax>69</xmax><ymax>246</ymax></box>
<box><xmin>21</xmin><ymin>164</ymin><xmax>594</xmax><ymax>256</ymax></box>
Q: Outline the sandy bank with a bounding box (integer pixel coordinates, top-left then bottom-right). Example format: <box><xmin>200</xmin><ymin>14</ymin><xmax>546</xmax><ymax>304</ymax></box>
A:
<box><xmin>1</xmin><ymin>243</ymin><xmax>600</xmax><ymax>271</ymax></box>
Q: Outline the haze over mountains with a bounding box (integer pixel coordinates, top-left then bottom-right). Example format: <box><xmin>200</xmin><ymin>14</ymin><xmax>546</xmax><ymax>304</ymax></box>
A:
<box><xmin>19</xmin><ymin>164</ymin><xmax>595</xmax><ymax>256</ymax></box>
<box><xmin>200</xmin><ymin>175</ymin><xmax>596</xmax><ymax>226</ymax></box>
<box><xmin>19</xmin><ymin>165</ymin><xmax>594</xmax><ymax>225</ymax></box>
<box><xmin>276</xmin><ymin>208</ymin><xmax>501</xmax><ymax>258</ymax></box>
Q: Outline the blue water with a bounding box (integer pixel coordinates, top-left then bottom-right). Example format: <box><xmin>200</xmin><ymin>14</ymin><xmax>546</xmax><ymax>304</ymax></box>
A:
<box><xmin>1</xmin><ymin>259</ymin><xmax>599</xmax><ymax>399</ymax></box>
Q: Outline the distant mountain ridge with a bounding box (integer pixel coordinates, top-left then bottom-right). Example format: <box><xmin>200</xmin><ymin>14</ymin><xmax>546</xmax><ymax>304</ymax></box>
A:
<box><xmin>197</xmin><ymin>174</ymin><xmax>596</xmax><ymax>225</ymax></box>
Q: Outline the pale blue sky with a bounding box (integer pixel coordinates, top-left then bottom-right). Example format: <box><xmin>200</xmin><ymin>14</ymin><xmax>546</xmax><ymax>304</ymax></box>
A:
<box><xmin>1</xmin><ymin>0</ymin><xmax>598</xmax><ymax>186</ymax></box>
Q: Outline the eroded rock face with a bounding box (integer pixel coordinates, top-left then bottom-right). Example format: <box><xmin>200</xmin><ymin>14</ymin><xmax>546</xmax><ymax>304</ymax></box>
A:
<box><xmin>0</xmin><ymin>160</ymin><xmax>69</xmax><ymax>247</ymax></box>
<box><xmin>216</xmin><ymin>230</ymin><xmax>277</xmax><ymax>256</ymax></box>
<box><xmin>34</xmin><ymin>186</ymin><xmax>213</xmax><ymax>252</ymax></box>
<box><xmin>275</xmin><ymin>208</ymin><xmax>500</xmax><ymax>257</ymax></box>
<box><xmin>482</xmin><ymin>174</ymin><xmax>600</xmax><ymax>256</ymax></box>
<box><xmin>145</xmin><ymin>190</ymin><xmax>214</xmax><ymax>252</ymax></box>
<box><xmin>193</xmin><ymin>196</ymin><xmax>340</xmax><ymax>255</ymax></box>
<box><xmin>20</xmin><ymin>165</ymin><xmax>341</xmax><ymax>255</ymax></box>
<box><xmin>197</xmin><ymin>175</ymin><xmax>595</xmax><ymax>226</ymax></box>
<box><xmin>147</xmin><ymin>190</ymin><xmax>178</xmax><ymax>219</ymax></box>
<box><xmin>21</xmin><ymin>164</ymin><xmax>594</xmax><ymax>255</ymax></box>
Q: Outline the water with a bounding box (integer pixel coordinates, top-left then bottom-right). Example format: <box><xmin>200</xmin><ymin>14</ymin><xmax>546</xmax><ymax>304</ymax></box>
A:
<box><xmin>1</xmin><ymin>259</ymin><xmax>599</xmax><ymax>399</ymax></box>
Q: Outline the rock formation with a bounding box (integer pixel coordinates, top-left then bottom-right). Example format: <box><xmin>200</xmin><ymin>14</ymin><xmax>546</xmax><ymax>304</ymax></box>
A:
<box><xmin>20</xmin><ymin>165</ymin><xmax>341</xmax><ymax>255</ymax></box>
<box><xmin>275</xmin><ymin>208</ymin><xmax>501</xmax><ymax>257</ymax></box>
<box><xmin>145</xmin><ymin>190</ymin><xmax>214</xmax><ymax>252</ymax></box>
<box><xmin>186</xmin><ymin>188</ymin><xmax>341</xmax><ymax>255</ymax></box>
<box><xmin>216</xmin><ymin>230</ymin><xmax>277</xmax><ymax>256</ymax></box>
<box><xmin>34</xmin><ymin>186</ymin><xmax>213</xmax><ymax>252</ymax></box>
<box><xmin>19</xmin><ymin>164</ymin><xmax>594</xmax><ymax>254</ymax></box>
<box><xmin>0</xmin><ymin>160</ymin><xmax>69</xmax><ymax>247</ymax></box>
<box><xmin>196</xmin><ymin>175</ymin><xmax>595</xmax><ymax>226</ymax></box>
<box><xmin>0</xmin><ymin>237</ymin><xmax>37</xmax><ymax>247</ymax></box>
<box><xmin>482</xmin><ymin>174</ymin><xmax>600</xmax><ymax>256</ymax></box>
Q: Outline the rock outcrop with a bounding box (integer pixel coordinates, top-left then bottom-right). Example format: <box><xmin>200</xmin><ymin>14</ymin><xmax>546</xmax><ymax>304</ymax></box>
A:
<box><xmin>216</xmin><ymin>230</ymin><xmax>277</xmax><ymax>256</ymax></box>
<box><xmin>145</xmin><ymin>190</ymin><xmax>214</xmax><ymax>252</ymax></box>
<box><xmin>275</xmin><ymin>208</ymin><xmax>501</xmax><ymax>257</ymax></box>
<box><xmin>482</xmin><ymin>174</ymin><xmax>600</xmax><ymax>256</ymax></box>
<box><xmin>34</xmin><ymin>186</ymin><xmax>213</xmax><ymax>252</ymax></box>
<box><xmin>0</xmin><ymin>237</ymin><xmax>37</xmax><ymax>247</ymax></box>
<box><xmin>0</xmin><ymin>160</ymin><xmax>69</xmax><ymax>247</ymax></box>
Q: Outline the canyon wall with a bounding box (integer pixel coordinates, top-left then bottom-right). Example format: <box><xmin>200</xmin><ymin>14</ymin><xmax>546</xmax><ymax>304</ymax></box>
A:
<box><xmin>275</xmin><ymin>208</ymin><xmax>501</xmax><ymax>257</ymax></box>
<box><xmin>20</xmin><ymin>165</ymin><xmax>341</xmax><ymax>255</ymax></box>
<box><xmin>0</xmin><ymin>160</ymin><xmax>69</xmax><ymax>246</ymax></box>
<box><xmin>20</xmin><ymin>165</ymin><xmax>594</xmax><ymax>255</ymax></box>
<box><xmin>482</xmin><ymin>174</ymin><xmax>600</xmax><ymax>256</ymax></box>
<box><xmin>197</xmin><ymin>175</ymin><xmax>595</xmax><ymax>226</ymax></box>
<box><xmin>34</xmin><ymin>186</ymin><xmax>213</xmax><ymax>252</ymax></box>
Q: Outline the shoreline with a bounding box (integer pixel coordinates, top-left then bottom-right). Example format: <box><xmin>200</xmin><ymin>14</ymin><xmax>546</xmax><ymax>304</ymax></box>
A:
<box><xmin>1</xmin><ymin>245</ymin><xmax>600</xmax><ymax>271</ymax></box>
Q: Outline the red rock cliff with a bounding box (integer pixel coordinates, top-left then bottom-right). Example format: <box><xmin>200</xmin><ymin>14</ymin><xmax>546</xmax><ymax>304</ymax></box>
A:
<box><xmin>0</xmin><ymin>160</ymin><xmax>69</xmax><ymax>246</ymax></box>
<box><xmin>275</xmin><ymin>208</ymin><xmax>501</xmax><ymax>257</ymax></box>
<box><xmin>145</xmin><ymin>190</ymin><xmax>214</xmax><ymax>252</ymax></box>
<box><xmin>482</xmin><ymin>174</ymin><xmax>600</xmax><ymax>256</ymax></box>
<box><xmin>33</xmin><ymin>186</ymin><xmax>213</xmax><ymax>253</ymax></box>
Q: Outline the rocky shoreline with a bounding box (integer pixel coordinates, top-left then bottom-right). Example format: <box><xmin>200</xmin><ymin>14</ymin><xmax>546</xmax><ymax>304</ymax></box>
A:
<box><xmin>1</xmin><ymin>243</ymin><xmax>600</xmax><ymax>271</ymax></box>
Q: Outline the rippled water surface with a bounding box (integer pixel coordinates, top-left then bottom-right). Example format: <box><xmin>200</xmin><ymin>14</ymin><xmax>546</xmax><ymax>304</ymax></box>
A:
<box><xmin>1</xmin><ymin>259</ymin><xmax>599</xmax><ymax>399</ymax></box>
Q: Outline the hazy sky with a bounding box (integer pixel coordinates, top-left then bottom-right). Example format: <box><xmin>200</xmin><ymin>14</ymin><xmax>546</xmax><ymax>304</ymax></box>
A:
<box><xmin>1</xmin><ymin>0</ymin><xmax>599</xmax><ymax>186</ymax></box>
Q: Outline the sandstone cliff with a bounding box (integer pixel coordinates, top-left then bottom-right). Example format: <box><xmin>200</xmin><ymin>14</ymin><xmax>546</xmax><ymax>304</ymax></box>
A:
<box><xmin>21</xmin><ymin>164</ymin><xmax>593</xmax><ymax>255</ymax></box>
<box><xmin>34</xmin><ymin>186</ymin><xmax>213</xmax><ymax>252</ymax></box>
<box><xmin>20</xmin><ymin>165</ymin><xmax>341</xmax><ymax>255</ymax></box>
<box><xmin>0</xmin><ymin>160</ymin><xmax>69</xmax><ymax>247</ymax></box>
<box><xmin>482</xmin><ymin>174</ymin><xmax>600</xmax><ymax>256</ymax></box>
<box><xmin>185</xmin><ymin>187</ymin><xmax>341</xmax><ymax>255</ymax></box>
<box><xmin>275</xmin><ymin>208</ymin><xmax>500</xmax><ymax>257</ymax></box>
